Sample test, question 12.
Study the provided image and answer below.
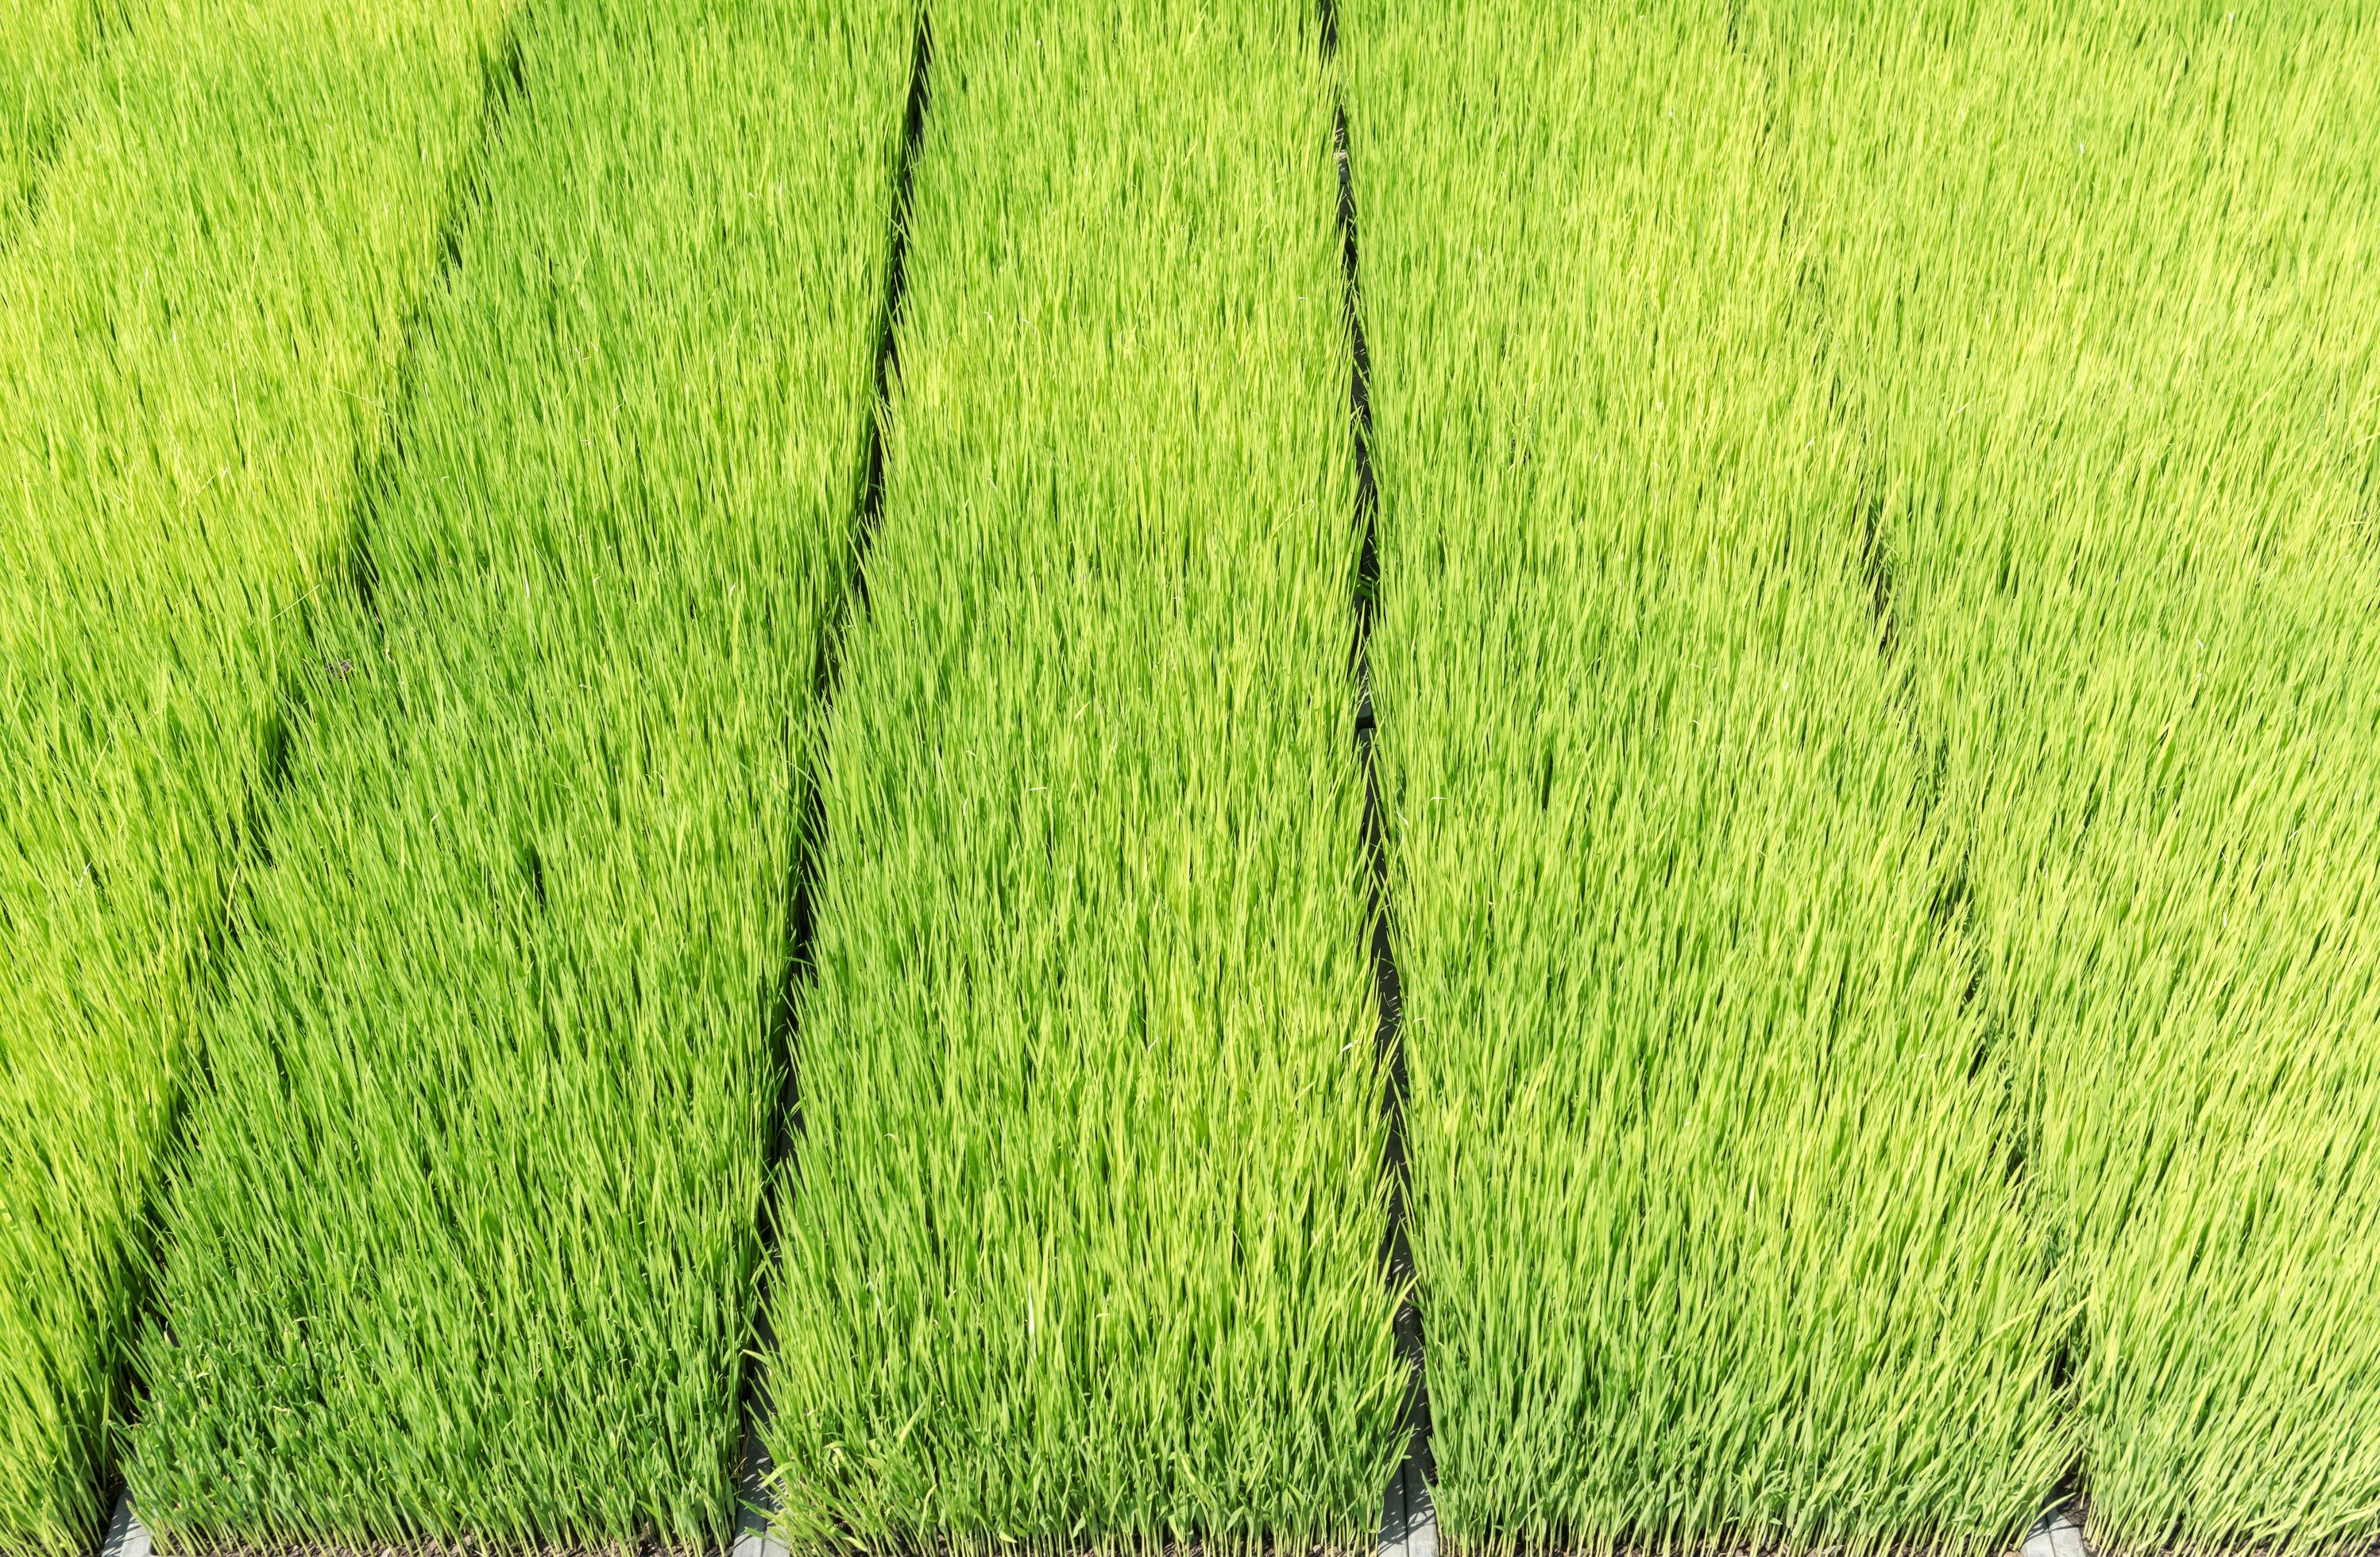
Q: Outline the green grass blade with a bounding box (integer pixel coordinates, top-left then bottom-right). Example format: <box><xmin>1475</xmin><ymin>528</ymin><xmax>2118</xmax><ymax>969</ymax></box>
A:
<box><xmin>122</xmin><ymin>0</ymin><xmax>916</xmax><ymax>1546</ymax></box>
<box><xmin>0</xmin><ymin>0</ymin><xmax>509</xmax><ymax>1547</ymax></box>
<box><xmin>1758</xmin><ymin>4</ymin><xmax>2380</xmax><ymax>1550</ymax></box>
<box><xmin>759</xmin><ymin>1</ymin><xmax>1405</xmax><ymax>1548</ymax></box>
<box><xmin>1343</xmin><ymin>3</ymin><xmax>2069</xmax><ymax>1549</ymax></box>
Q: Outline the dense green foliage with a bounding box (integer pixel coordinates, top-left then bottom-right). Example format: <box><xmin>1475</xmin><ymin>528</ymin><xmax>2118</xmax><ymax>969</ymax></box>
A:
<box><xmin>6</xmin><ymin>3</ymin><xmax>2376</xmax><ymax>1552</ymax></box>
<box><xmin>1756</xmin><ymin>4</ymin><xmax>2380</xmax><ymax>1551</ymax></box>
<box><xmin>0</xmin><ymin>0</ymin><xmax>96</xmax><ymax>232</ymax></box>
<box><xmin>0</xmin><ymin>0</ymin><xmax>505</xmax><ymax>1547</ymax></box>
<box><xmin>1341</xmin><ymin>3</ymin><xmax>2066</xmax><ymax>1551</ymax></box>
<box><xmin>758</xmin><ymin>0</ymin><xmax>1404</xmax><ymax>1547</ymax></box>
<box><xmin>122</xmin><ymin>0</ymin><xmax>914</xmax><ymax>1545</ymax></box>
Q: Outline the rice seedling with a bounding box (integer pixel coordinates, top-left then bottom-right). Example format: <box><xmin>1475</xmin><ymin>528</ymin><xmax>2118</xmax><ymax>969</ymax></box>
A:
<box><xmin>1339</xmin><ymin>2</ymin><xmax>2069</xmax><ymax>1549</ymax></box>
<box><xmin>118</xmin><ymin>0</ymin><xmax>919</xmax><ymax>1545</ymax></box>
<box><xmin>0</xmin><ymin>0</ymin><xmax>97</xmax><ymax>231</ymax></box>
<box><xmin>0</xmin><ymin>1</ymin><xmax>509</xmax><ymax>1547</ymax></box>
<box><xmin>1752</xmin><ymin>4</ymin><xmax>2380</xmax><ymax>1551</ymax></box>
<box><xmin>757</xmin><ymin>0</ymin><xmax>1406</xmax><ymax>1547</ymax></box>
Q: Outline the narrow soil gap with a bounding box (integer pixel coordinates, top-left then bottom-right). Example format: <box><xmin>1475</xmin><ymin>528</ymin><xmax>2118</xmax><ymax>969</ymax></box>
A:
<box><xmin>103</xmin><ymin>5</ymin><xmax>539</xmax><ymax>1543</ymax></box>
<box><xmin>1319</xmin><ymin>4</ymin><xmax>1435</xmax><ymax>1545</ymax></box>
<box><xmin>729</xmin><ymin>10</ymin><xmax>934</xmax><ymax>1548</ymax></box>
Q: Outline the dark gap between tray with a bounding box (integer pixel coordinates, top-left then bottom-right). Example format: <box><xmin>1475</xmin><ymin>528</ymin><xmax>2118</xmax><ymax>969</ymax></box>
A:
<box><xmin>1319</xmin><ymin>2</ymin><xmax>1435</xmax><ymax>1548</ymax></box>
<box><xmin>729</xmin><ymin>8</ymin><xmax>936</xmax><ymax>1552</ymax></box>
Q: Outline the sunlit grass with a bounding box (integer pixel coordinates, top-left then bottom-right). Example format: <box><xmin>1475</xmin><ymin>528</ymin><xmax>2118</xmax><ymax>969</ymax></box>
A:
<box><xmin>0</xmin><ymin>0</ymin><xmax>507</xmax><ymax>1547</ymax></box>
<box><xmin>15</xmin><ymin>2</ymin><xmax>2379</xmax><ymax>1552</ymax></box>
<box><xmin>1760</xmin><ymin>3</ymin><xmax>2380</xmax><ymax>1551</ymax></box>
<box><xmin>121</xmin><ymin>0</ymin><xmax>915</xmax><ymax>1546</ymax></box>
<box><xmin>1343</xmin><ymin>2</ymin><xmax>2068</xmax><ymax>1550</ymax></box>
<box><xmin>0</xmin><ymin>0</ymin><xmax>100</xmax><ymax>234</ymax></box>
<box><xmin>759</xmin><ymin>1</ymin><xmax>1405</xmax><ymax>1548</ymax></box>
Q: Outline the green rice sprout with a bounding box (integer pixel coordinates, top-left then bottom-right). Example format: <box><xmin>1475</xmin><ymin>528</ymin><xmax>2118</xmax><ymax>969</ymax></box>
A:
<box><xmin>0</xmin><ymin>0</ymin><xmax>99</xmax><ymax>237</ymax></box>
<box><xmin>122</xmin><ymin>0</ymin><xmax>915</xmax><ymax>1546</ymax></box>
<box><xmin>1343</xmin><ymin>2</ymin><xmax>2068</xmax><ymax>1549</ymax></box>
<box><xmin>0</xmin><ymin>0</ymin><xmax>509</xmax><ymax>1547</ymax></box>
<box><xmin>759</xmin><ymin>1</ymin><xmax>1406</xmax><ymax>1548</ymax></box>
<box><xmin>1756</xmin><ymin>3</ymin><xmax>2380</xmax><ymax>1551</ymax></box>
